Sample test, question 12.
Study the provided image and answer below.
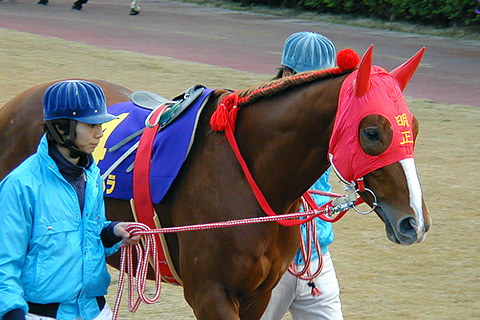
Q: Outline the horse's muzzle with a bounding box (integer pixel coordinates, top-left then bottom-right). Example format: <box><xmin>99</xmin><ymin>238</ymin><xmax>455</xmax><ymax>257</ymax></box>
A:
<box><xmin>376</xmin><ymin>205</ymin><xmax>428</xmax><ymax>245</ymax></box>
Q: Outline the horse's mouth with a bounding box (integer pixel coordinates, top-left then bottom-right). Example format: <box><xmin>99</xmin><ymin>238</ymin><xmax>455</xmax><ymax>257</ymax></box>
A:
<box><xmin>375</xmin><ymin>206</ymin><xmax>423</xmax><ymax>245</ymax></box>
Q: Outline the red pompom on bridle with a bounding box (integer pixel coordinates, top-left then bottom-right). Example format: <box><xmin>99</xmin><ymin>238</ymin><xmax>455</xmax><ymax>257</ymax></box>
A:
<box><xmin>336</xmin><ymin>48</ymin><xmax>360</xmax><ymax>72</ymax></box>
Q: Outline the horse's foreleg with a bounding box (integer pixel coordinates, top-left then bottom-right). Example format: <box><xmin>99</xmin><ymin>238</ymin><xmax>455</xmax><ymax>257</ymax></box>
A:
<box><xmin>129</xmin><ymin>0</ymin><xmax>140</xmax><ymax>15</ymax></box>
<box><xmin>239</xmin><ymin>292</ymin><xmax>272</xmax><ymax>320</ymax></box>
<box><xmin>185</xmin><ymin>284</ymin><xmax>241</xmax><ymax>320</ymax></box>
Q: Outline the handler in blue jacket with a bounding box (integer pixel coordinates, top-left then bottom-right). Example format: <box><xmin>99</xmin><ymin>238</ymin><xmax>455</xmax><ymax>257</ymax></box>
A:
<box><xmin>0</xmin><ymin>80</ymin><xmax>140</xmax><ymax>320</ymax></box>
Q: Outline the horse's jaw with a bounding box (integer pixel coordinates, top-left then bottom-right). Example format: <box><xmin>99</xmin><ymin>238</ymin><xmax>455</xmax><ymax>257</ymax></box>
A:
<box><xmin>360</xmin><ymin>158</ymin><xmax>431</xmax><ymax>245</ymax></box>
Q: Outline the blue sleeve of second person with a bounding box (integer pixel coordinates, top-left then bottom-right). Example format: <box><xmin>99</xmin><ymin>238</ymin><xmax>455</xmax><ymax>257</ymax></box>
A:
<box><xmin>294</xmin><ymin>168</ymin><xmax>334</xmax><ymax>264</ymax></box>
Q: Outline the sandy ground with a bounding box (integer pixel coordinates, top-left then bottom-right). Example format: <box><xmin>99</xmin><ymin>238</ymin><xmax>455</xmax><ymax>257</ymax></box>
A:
<box><xmin>1</xmin><ymin>28</ymin><xmax>479</xmax><ymax>319</ymax></box>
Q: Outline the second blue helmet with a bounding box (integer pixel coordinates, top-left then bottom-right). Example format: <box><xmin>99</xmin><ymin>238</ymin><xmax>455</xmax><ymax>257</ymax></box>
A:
<box><xmin>281</xmin><ymin>32</ymin><xmax>336</xmax><ymax>73</ymax></box>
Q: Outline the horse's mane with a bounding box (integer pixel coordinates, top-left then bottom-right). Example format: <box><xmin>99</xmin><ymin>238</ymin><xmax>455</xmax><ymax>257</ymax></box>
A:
<box><xmin>210</xmin><ymin>48</ymin><xmax>360</xmax><ymax>132</ymax></box>
<box><xmin>234</xmin><ymin>68</ymin><xmax>353</xmax><ymax>107</ymax></box>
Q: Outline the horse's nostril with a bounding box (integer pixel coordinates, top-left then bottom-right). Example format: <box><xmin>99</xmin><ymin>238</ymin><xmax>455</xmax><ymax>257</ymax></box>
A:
<box><xmin>409</xmin><ymin>217</ymin><xmax>418</xmax><ymax>228</ymax></box>
<box><xmin>398</xmin><ymin>217</ymin><xmax>418</xmax><ymax>238</ymax></box>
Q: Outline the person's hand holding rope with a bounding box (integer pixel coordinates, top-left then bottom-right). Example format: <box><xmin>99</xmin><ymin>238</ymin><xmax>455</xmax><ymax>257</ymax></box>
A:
<box><xmin>114</xmin><ymin>222</ymin><xmax>142</xmax><ymax>248</ymax></box>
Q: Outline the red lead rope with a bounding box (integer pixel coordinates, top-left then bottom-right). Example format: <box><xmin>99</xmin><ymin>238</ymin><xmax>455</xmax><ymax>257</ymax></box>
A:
<box><xmin>112</xmin><ymin>190</ymin><xmax>364</xmax><ymax>317</ymax></box>
<box><xmin>112</xmin><ymin>205</ymin><xmax>346</xmax><ymax>318</ymax></box>
<box><xmin>113</xmin><ymin>224</ymin><xmax>162</xmax><ymax>319</ymax></box>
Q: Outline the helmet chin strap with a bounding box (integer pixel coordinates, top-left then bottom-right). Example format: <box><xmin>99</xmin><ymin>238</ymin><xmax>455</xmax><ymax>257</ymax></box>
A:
<box><xmin>46</xmin><ymin>120</ymin><xmax>85</xmax><ymax>159</ymax></box>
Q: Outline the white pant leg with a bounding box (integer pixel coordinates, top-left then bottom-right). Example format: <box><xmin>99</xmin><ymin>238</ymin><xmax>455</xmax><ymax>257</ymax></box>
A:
<box><xmin>289</xmin><ymin>251</ymin><xmax>343</xmax><ymax>320</ymax></box>
<box><xmin>92</xmin><ymin>304</ymin><xmax>112</xmax><ymax>320</ymax></box>
<box><xmin>260</xmin><ymin>268</ymin><xmax>297</xmax><ymax>320</ymax></box>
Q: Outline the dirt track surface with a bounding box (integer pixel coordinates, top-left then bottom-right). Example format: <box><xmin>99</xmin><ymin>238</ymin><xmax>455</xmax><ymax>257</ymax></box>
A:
<box><xmin>0</xmin><ymin>0</ymin><xmax>479</xmax><ymax>107</ymax></box>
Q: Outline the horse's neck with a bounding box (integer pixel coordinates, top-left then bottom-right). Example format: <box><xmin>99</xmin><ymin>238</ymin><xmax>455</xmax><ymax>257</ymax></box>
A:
<box><xmin>235</xmin><ymin>76</ymin><xmax>344</xmax><ymax>212</ymax></box>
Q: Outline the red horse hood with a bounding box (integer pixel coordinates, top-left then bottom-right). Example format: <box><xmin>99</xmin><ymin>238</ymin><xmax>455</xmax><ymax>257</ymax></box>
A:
<box><xmin>328</xmin><ymin>65</ymin><xmax>415</xmax><ymax>185</ymax></box>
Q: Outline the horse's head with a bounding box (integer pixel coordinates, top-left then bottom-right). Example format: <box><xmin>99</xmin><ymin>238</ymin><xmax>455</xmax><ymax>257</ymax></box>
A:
<box><xmin>329</xmin><ymin>45</ymin><xmax>431</xmax><ymax>245</ymax></box>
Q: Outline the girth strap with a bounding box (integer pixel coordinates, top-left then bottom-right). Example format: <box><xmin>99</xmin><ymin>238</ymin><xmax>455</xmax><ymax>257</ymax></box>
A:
<box><xmin>132</xmin><ymin>104</ymin><xmax>180</xmax><ymax>285</ymax></box>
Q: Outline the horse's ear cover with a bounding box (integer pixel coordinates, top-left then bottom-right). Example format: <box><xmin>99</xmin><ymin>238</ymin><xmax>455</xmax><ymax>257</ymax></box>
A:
<box><xmin>354</xmin><ymin>45</ymin><xmax>374</xmax><ymax>97</ymax></box>
<box><xmin>390</xmin><ymin>47</ymin><xmax>425</xmax><ymax>91</ymax></box>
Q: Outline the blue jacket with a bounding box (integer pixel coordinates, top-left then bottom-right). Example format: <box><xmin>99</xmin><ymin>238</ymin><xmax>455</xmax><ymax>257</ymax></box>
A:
<box><xmin>0</xmin><ymin>135</ymin><xmax>118</xmax><ymax>320</ymax></box>
<box><xmin>294</xmin><ymin>168</ymin><xmax>334</xmax><ymax>264</ymax></box>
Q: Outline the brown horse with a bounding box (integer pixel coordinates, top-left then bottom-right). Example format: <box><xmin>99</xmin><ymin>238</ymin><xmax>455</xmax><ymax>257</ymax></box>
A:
<box><xmin>0</xmin><ymin>46</ymin><xmax>430</xmax><ymax>319</ymax></box>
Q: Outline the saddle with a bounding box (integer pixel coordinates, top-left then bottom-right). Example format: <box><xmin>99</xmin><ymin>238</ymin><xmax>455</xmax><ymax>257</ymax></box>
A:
<box><xmin>131</xmin><ymin>84</ymin><xmax>205</xmax><ymax>129</ymax></box>
<box><xmin>102</xmin><ymin>84</ymin><xmax>206</xmax><ymax>179</ymax></box>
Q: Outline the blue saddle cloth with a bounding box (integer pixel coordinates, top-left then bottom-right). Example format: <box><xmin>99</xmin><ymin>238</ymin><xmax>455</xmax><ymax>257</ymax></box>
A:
<box><xmin>96</xmin><ymin>88</ymin><xmax>214</xmax><ymax>203</ymax></box>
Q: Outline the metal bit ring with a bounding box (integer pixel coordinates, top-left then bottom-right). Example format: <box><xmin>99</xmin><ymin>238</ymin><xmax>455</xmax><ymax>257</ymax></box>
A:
<box><xmin>353</xmin><ymin>187</ymin><xmax>378</xmax><ymax>215</ymax></box>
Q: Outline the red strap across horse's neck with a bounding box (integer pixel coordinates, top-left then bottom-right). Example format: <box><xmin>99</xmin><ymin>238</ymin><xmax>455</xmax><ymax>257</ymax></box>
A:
<box><xmin>221</xmin><ymin>103</ymin><xmax>368</xmax><ymax>226</ymax></box>
<box><xmin>224</xmin><ymin>122</ymin><xmax>326</xmax><ymax>226</ymax></box>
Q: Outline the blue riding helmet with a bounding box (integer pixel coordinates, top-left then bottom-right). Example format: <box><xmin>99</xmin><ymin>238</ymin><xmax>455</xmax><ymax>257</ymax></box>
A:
<box><xmin>281</xmin><ymin>32</ymin><xmax>336</xmax><ymax>73</ymax></box>
<box><xmin>43</xmin><ymin>80</ymin><xmax>117</xmax><ymax>124</ymax></box>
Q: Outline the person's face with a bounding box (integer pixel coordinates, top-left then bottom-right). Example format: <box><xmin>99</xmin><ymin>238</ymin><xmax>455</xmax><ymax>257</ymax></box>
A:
<box><xmin>74</xmin><ymin>122</ymin><xmax>104</xmax><ymax>154</ymax></box>
<box><xmin>282</xmin><ymin>69</ymin><xmax>296</xmax><ymax>78</ymax></box>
